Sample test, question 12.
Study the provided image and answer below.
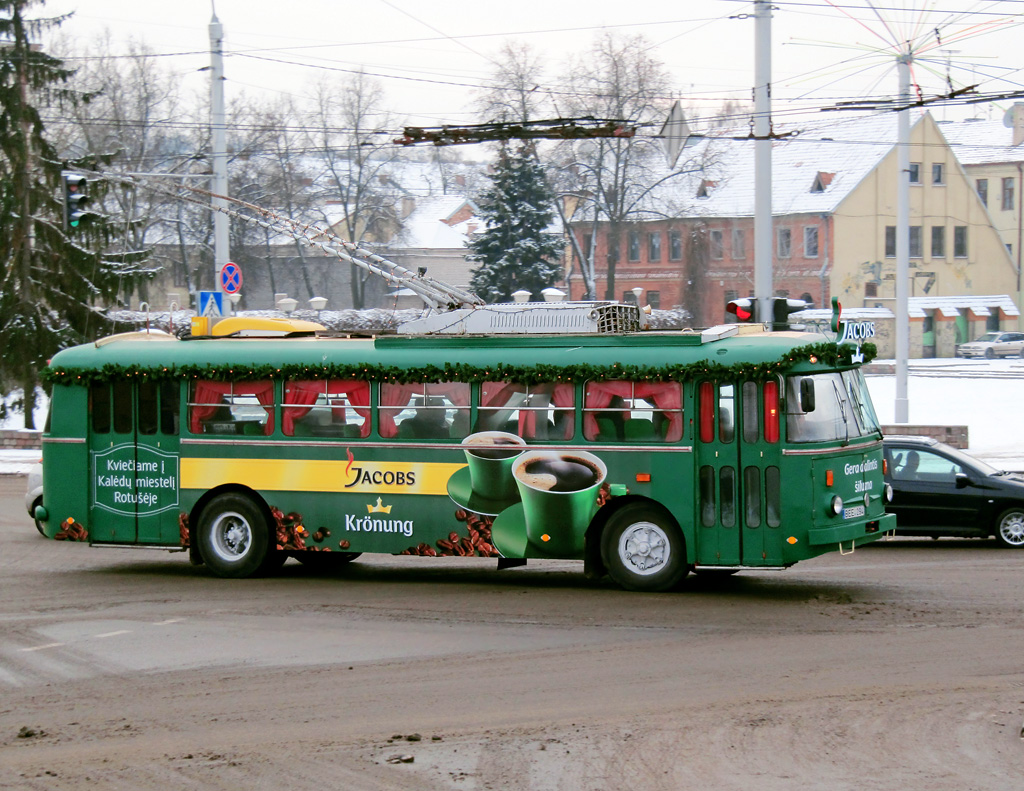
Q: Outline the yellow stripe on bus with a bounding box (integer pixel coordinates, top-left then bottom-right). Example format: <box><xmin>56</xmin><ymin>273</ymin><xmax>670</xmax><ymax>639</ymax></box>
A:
<box><xmin>180</xmin><ymin>458</ymin><xmax>465</xmax><ymax>496</ymax></box>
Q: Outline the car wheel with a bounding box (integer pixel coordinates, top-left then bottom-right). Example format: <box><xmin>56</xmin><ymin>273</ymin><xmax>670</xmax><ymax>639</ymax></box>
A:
<box><xmin>196</xmin><ymin>493</ymin><xmax>271</xmax><ymax>578</ymax></box>
<box><xmin>1019</xmin><ymin>348</ymin><xmax>1024</xmax><ymax>359</ymax></box>
<box><xmin>600</xmin><ymin>504</ymin><xmax>688</xmax><ymax>592</ymax></box>
<box><xmin>985</xmin><ymin>348</ymin><xmax>995</xmax><ymax>359</ymax></box>
<box><xmin>32</xmin><ymin>497</ymin><xmax>45</xmax><ymax>537</ymax></box>
<box><xmin>994</xmin><ymin>507</ymin><xmax>1024</xmax><ymax>548</ymax></box>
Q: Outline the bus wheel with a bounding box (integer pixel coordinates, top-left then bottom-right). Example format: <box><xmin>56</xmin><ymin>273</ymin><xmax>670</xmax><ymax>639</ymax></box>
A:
<box><xmin>994</xmin><ymin>507</ymin><xmax>1024</xmax><ymax>548</ymax></box>
<box><xmin>197</xmin><ymin>494</ymin><xmax>271</xmax><ymax>578</ymax></box>
<box><xmin>600</xmin><ymin>505</ymin><xmax>687</xmax><ymax>592</ymax></box>
<box><xmin>294</xmin><ymin>551</ymin><xmax>362</xmax><ymax>569</ymax></box>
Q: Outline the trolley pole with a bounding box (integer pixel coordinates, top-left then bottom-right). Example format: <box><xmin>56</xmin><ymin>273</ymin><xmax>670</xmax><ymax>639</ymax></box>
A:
<box><xmin>753</xmin><ymin>0</ymin><xmax>774</xmax><ymax>323</ymax></box>
<box><xmin>210</xmin><ymin>6</ymin><xmax>229</xmax><ymax>293</ymax></box>
<box><xmin>894</xmin><ymin>53</ymin><xmax>911</xmax><ymax>424</ymax></box>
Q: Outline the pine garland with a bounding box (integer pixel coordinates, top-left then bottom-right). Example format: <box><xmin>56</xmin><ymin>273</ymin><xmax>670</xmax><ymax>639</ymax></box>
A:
<box><xmin>41</xmin><ymin>341</ymin><xmax>876</xmax><ymax>387</ymax></box>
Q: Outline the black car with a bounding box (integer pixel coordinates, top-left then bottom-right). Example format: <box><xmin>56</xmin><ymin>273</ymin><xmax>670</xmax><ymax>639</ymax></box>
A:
<box><xmin>883</xmin><ymin>436</ymin><xmax>1024</xmax><ymax>548</ymax></box>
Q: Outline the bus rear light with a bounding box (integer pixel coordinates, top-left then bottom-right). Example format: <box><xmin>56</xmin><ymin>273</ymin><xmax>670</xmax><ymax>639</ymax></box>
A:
<box><xmin>763</xmin><ymin>380</ymin><xmax>779</xmax><ymax>443</ymax></box>
<box><xmin>830</xmin><ymin>495</ymin><xmax>844</xmax><ymax>516</ymax></box>
<box><xmin>883</xmin><ymin>458</ymin><xmax>888</xmax><ymax>475</ymax></box>
<box><xmin>825</xmin><ymin>469</ymin><xmax>834</xmax><ymax>487</ymax></box>
<box><xmin>636</xmin><ymin>473</ymin><xmax>651</xmax><ymax>483</ymax></box>
<box><xmin>865</xmin><ymin>521</ymin><xmax>880</xmax><ymax>533</ymax></box>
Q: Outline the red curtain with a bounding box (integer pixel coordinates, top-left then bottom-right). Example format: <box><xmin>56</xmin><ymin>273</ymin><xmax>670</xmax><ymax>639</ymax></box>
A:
<box><xmin>283</xmin><ymin>380</ymin><xmax>371</xmax><ymax>436</ymax></box>
<box><xmin>378</xmin><ymin>383</ymin><xmax>420</xmax><ymax>438</ymax></box>
<box><xmin>190</xmin><ymin>381</ymin><xmax>274</xmax><ymax>435</ymax></box>
<box><xmin>583</xmin><ymin>381</ymin><xmax>682</xmax><ymax>442</ymax></box>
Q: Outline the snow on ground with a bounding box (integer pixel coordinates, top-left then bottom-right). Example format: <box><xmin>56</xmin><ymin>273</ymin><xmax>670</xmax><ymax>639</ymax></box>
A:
<box><xmin>1</xmin><ymin>358</ymin><xmax>1022</xmax><ymax>474</ymax></box>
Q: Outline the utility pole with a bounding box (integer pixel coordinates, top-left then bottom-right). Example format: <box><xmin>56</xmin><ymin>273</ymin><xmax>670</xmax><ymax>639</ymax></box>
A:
<box><xmin>895</xmin><ymin>52</ymin><xmax>911</xmax><ymax>423</ymax></box>
<box><xmin>753</xmin><ymin>0</ymin><xmax>773</xmax><ymax>322</ymax></box>
<box><xmin>209</xmin><ymin>5</ymin><xmax>229</xmax><ymax>293</ymax></box>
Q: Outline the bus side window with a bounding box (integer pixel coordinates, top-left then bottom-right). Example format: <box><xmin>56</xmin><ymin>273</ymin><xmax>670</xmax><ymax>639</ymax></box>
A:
<box><xmin>160</xmin><ymin>381</ymin><xmax>180</xmax><ymax>435</ymax></box>
<box><xmin>380</xmin><ymin>383</ymin><xmax>469</xmax><ymax>440</ymax></box>
<box><xmin>718</xmin><ymin>384</ymin><xmax>735</xmax><ymax>443</ymax></box>
<box><xmin>112</xmin><ymin>380</ymin><xmax>133</xmax><ymax>434</ymax></box>
<box><xmin>91</xmin><ymin>383</ymin><xmax>112</xmax><ymax>434</ymax></box>
<box><xmin>138</xmin><ymin>381</ymin><xmax>158</xmax><ymax>435</ymax></box>
<box><xmin>480</xmin><ymin>382</ymin><xmax>574</xmax><ymax>441</ymax></box>
<box><xmin>741</xmin><ymin>382</ymin><xmax>759</xmax><ymax>444</ymax></box>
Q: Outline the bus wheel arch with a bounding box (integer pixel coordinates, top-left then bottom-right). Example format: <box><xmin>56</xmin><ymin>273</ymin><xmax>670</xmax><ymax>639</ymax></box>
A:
<box><xmin>595</xmin><ymin>498</ymin><xmax>689</xmax><ymax>592</ymax></box>
<box><xmin>193</xmin><ymin>486</ymin><xmax>277</xmax><ymax>578</ymax></box>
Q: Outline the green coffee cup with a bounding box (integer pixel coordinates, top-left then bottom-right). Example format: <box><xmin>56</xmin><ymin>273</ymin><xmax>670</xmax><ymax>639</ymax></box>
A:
<box><xmin>461</xmin><ymin>430</ymin><xmax>526</xmax><ymax>502</ymax></box>
<box><xmin>513</xmin><ymin>450</ymin><xmax>607</xmax><ymax>556</ymax></box>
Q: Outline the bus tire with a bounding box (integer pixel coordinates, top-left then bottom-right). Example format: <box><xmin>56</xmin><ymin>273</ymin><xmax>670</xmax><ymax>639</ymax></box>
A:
<box><xmin>196</xmin><ymin>494</ymin><xmax>271</xmax><ymax>578</ymax></box>
<box><xmin>32</xmin><ymin>497</ymin><xmax>45</xmax><ymax>536</ymax></box>
<box><xmin>994</xmin><ymin>507</ymin><xmax>1024</xmax><ymax>548</ymax></box>
<box><xmin>600</xmin><ymin>504</ymin><xmax>687</xmax><ymax>592</ymax></box>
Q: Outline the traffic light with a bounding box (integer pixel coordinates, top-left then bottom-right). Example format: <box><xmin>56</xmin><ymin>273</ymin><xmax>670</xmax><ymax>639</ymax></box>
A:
<box><xmin>771</xmin><ymin>297</ymin><xmax>807</xmax><ymax>330</ymax></box>
<box><xmin>725</xmin><ymin>297</ymin><xmax>756</xmax><ymax>323</ymax></box>
<box><xmin>62</xmin><ymin>172</ymin><xmax>91</xmax><ymax>231</ymax></box>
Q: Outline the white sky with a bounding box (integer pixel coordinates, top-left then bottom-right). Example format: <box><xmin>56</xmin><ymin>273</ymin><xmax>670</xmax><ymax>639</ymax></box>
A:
<box><xmin>39</xmin><ymin>0</ymin><xmax>1024</xmax><ymax>130</ymax></box>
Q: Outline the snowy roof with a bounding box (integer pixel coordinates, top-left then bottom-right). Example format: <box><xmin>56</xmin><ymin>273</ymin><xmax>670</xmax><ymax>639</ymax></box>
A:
<box><xmin>937</xmin><ymin>118</ymin><xmax>1024</xmax><ymax>166</ymax></box>
<box><xmin>795</xmin><ymin>306</ymin><xmax>895</xmax><ymax>320</ymax></box>
<box><xmin>904</xmin><ymin>294</ymin><xmax>1020</xmax><ymax>319</ymax></box>
<box><xmin>389</xmin><ymin>195</ymin><xmax>479</xmax><ymax>249</ymax></box>
<box><xmin>634</xmin><ymin>113</ymin><xmax>918</xmax><ymax>219</ymax></box>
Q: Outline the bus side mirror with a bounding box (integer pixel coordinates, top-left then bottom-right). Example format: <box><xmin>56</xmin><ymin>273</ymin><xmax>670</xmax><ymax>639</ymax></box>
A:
<box><xmin>799</xmin><ymin>379</ymin><xmax>816</xmax><ymax>413</ymax></box>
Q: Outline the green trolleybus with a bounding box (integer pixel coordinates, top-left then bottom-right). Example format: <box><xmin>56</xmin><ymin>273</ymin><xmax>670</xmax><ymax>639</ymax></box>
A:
<box><xmin>36</xmin><ymin>307</ymin><xmax>894</xmax><ymax>591</ymax></box>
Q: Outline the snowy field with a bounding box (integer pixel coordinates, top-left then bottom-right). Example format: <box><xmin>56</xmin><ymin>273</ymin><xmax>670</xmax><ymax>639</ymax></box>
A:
<box><xmin>2</xmin><ymin>357</ymin><xmax>1022</xmax><ymax>474</ymax></box>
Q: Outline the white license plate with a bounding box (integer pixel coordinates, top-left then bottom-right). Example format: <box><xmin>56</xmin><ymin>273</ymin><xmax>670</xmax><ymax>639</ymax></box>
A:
<box><xmin>843</xmin><ymin>505</ymin><xmax>866</xmax><ymax>519</ymax></box>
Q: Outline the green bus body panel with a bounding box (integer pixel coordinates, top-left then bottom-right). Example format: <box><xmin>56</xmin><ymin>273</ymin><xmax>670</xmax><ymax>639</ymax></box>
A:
<box><xmin>40</xmin><ymin>330</ymin><xmax>887</xmax><ymax>567</ymax></box>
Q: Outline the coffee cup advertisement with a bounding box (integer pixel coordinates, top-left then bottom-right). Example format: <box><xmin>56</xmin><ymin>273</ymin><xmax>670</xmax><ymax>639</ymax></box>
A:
<box><xmin>512</xmin><ymin>450</ymin><xmax>607</xmax><ymax>556</ymax></box>
<box><xmin>461</xmin><ymin>431</ymin><xmax>527</xmax><ymax>502</ymax></box>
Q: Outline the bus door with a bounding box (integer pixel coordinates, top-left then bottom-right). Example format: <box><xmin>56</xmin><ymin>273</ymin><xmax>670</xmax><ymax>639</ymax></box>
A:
<box><xmin>89</xmin><ymin>380</ymin><xmax>181</xmax><ymax>544</ymax></box>
<box><xmin>696</xmin><ymin>381</ymin><xmax>741</xmax><ymax>565</ymax></box>
<box><xmin>736</xmin><ymin>380</ymin><xmax>784</xmax><ymax>566</ymax></box>
<box><xmin>696</xmin><ymin>380</ymin><xmax>784</xmax><ymax>567</ymax></box>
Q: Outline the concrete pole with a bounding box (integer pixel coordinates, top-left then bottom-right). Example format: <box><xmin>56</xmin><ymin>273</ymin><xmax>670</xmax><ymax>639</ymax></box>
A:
<box><xmin>894</xmin><ymin>53</ymin><xmax>911</xmax><ymax>423</ymax></box>
<box><xmin>753</xmin><ymin>1</ymin><xmax>773</xmax><ymax>323</ymax></box>
<box><xmin>210</xmin><ymin>6</ymin><xmax>229</xmax><ymax>293</ymax></box>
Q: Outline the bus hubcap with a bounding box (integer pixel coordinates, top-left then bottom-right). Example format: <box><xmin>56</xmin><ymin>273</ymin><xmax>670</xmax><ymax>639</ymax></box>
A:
<box><xmin>619</xmin><ymin>521</ymin><xmax>669</xmax><ymax>576</ymax></box>
<box><xmin>212</xmin><ymin>511</ymin><xmax>252</xmax><ymax>561</ymax></box>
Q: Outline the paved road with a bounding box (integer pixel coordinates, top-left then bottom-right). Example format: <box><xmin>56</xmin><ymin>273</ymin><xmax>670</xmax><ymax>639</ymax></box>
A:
<box><xmin>1</xmin><ymin>475</ymin><xmax>1022</xmax><ymax>790</ymax></box>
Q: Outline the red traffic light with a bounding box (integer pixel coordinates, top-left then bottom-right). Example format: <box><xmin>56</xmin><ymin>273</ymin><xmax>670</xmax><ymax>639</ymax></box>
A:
<box><xmin>726</xmin><ymin>298</ymin><xmax>755</xmax><ymax>322</ymax></box>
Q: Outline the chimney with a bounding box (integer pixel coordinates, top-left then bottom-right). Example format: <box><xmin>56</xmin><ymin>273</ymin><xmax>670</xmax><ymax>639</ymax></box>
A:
<box><xmin>401</xmin><ymin>196</ymin><xmax>416</xmax><ymax>218</ymax></box>
<box><xmin>1008</xmin><ymin>103</ymin><xmax>1024</xmax><ymax>148</ymax></box>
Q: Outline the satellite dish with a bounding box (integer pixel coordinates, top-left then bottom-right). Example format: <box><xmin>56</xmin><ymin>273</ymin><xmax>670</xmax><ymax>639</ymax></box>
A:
<box><xmin>1002</xmin><ymin>102</ymin><xmax>1024</xmax><ymax>129</ymax></box>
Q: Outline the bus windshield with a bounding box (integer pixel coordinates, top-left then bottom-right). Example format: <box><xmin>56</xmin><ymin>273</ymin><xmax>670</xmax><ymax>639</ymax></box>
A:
<box><xmin>785</xmin><ymin>369</ymin><xmax>880</xmax><ymax>443</ymax></box>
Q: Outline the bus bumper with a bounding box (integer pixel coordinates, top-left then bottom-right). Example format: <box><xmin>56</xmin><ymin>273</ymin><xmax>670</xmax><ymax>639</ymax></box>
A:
<box><xmin>806</xmin><ymin>513</ymin><xmax>895</xmax><ymax>546</ymax></box>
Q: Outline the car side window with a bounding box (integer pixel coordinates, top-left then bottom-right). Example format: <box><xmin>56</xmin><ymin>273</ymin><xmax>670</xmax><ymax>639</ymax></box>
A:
<box><xmin>896</xmin><ymin>449</ymin><xmax>964</xmax><ymax>483</ymax></box>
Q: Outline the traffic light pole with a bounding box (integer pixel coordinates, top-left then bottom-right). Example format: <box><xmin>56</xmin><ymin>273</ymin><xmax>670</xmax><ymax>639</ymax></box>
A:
<box><xmin>753</xmin><ymin>1</ymin><xmax>774</xmax><ymax>323</ymax></box>
<box><xmin>210</xmin><ymin>9</ymin><xmax>229</xmax><ymax>295</ymax></box>
<box><xmin>894</xmin><ymin>53</ymin><xmax>911</xmax><ymax>424</ymax></box>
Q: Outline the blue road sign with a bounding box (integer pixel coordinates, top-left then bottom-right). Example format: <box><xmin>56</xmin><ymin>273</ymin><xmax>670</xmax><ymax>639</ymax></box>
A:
<box><xmin>198</xmin><ymin>290</ymin><xmax>225</xmax><ymax>318</ymax></box>
<box><xmin>220</xmin><ymin>261</ymin><xmax>243</xmax><ymax>294</ymax></box>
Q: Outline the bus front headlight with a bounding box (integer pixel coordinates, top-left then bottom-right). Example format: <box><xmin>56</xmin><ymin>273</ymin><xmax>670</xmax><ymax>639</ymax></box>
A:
<box><xmin>830</xmin><ymin>495</ymin><xmax>844</xmax><ymax>516</ymax></box>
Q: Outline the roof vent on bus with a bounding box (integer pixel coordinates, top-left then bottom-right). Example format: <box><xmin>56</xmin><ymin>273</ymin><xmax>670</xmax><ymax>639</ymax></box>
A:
<box><xmin>397</xmin><ymin>302</ymin><xmax>644</xmax><ymax>335</ymax></box>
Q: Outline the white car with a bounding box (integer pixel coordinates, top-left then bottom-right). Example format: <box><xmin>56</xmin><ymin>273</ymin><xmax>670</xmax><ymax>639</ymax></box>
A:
<box><xmin>957</xmin><ymin>331</ymin><xmax>1024</xmax><ymax>359</ymax></box>
<box><xmin>25</xmin><ymin>461</ymin><xmax>44</xmax><ymax>536</ymax></box>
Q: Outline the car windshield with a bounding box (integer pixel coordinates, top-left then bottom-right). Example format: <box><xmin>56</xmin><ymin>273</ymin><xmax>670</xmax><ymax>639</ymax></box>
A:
<box><xmin>972</xmin><ymin>333</ymin><xmax>1001</xmax><ymax>343</ymax></box>
<box><xmin>785</xmin><ymin>369</ymin><xmax>881</xmax><ymax>443</ymax></box>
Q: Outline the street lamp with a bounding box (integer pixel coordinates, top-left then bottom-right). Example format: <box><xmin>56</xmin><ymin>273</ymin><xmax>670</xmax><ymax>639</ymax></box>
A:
<box><xmin>512</xmin><ymin>289</ymin><xmax>531</xmax><ymax>303</ymax></box>
<box><xmin>631</xmin><ymin>287</ymin><xmax>643</xmax><ymax>305</ymax></box>
<box><xmin>542</xmin><ymin>287</ymin><xmax>566</xmax><ymax>302</ymax></box>
<box><xmin>277</xmin><ymin>297</ymin><xmax>298</xmax><ymax>314</ymax></box>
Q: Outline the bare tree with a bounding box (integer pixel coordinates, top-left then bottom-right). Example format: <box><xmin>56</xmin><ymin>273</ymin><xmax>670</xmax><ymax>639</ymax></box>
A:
<box><xmin>556</xmin><ymin>33</ymin><xmax>674</xmax><ymax>301</ymax></box>
<box><xmin>307</xmin><ymin>71</ymin><xmax>401</xmax><ymax>309</ymax></box>
<box><xmin>474</xmin><ymin>41</ymin><xmax>550</xmax><ymax>124</ymax></box>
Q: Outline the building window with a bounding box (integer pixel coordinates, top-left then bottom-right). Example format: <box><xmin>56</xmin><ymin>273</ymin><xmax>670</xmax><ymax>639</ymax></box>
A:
<box><xmin>931</xmin><ymin>226</ymin><xmax>945</xmax><ymax>258</ymax></box>
<box><xmin>976</xmin><ymin>178</ymin><xmax>988</xmax><ymax>206</ymax></box>
<box><xmin>932</xmin><ymin>163</ymin><xmax>945</xmax><ymax>185</ymax></box>
<box><xmin>623</xmin><ymin>290</ymin><xmax>638</xmax><ymax>305</ymax></box>
<box><xmin>627</xmin><ymin>230</ymin><xmax>641</xmax><ymax>262</ymax></box>
<box><xmin>885</xmin><ymin>226</ymin><xmax>896</xmax><ymax>258</ymax></box>
<box><xmin>804</xmin><ymin>226</ymin><xmax>819</xmax><ymax>258</ymax></box>
<box><xmin>732</xmin><ymin>229</ymin><xmax>745</xmax><ymax>259</ymax></box>
<box><xmin>909</xmin><ymin>225</ymin><xmax>922</xmax><ymax>258</ymax></box>
<box><xmin>954</xmin><ymin>226</ymin><xmax>967</xmax><ymax>258</ymax></box>
<box><xmin>908</xmin><ymin>163</ymin><xmax>921</xmax><ymax>184</ymax></box>
<box><xmin>648</xmin><ymin>232</ymin><xmax>661</xmax><ymax>262</ymax></box>
<box><xmin>776</xmin><ymin>228</ymin><xmax>792</xmax><ymax>258</ymax></box>
<box><xmin>668</xmin><ymin>230</ymin><xmax>682</xmax><ymax>261</ymax></box>
<box><xmin>647</xmin><ymin>290</ymin><xmax>661</xmax><ymax>309</ymax></box>
<box><xmin>582</xmin><ymin>233</ymin><xmax>593</xmax><ymax>260</ymax></box>
<box><xmin>709</xmin><ymin>229</ymin><xmax>724</xmax><ymax>260</ymax></box>
<box><xmin>1002</xmin><ymin>177</ymin><xmax>1015</xmax><ymax>211</ymax></box>
<box><xmin>864</xmin><ymin>282</ymin><xmax>878</xmax><ymax>298</ymax></box>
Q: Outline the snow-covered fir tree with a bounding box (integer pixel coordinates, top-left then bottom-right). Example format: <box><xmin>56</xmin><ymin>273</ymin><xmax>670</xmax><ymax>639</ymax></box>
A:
<box><xmin>467</xmin><ymin>143</ymin><xmax>564</xmax><ymax>303</ymax></box>
<box><xmin>0</xmin><ymin>0</ymin><xmax>151</xmax><ymax>428</ymax></box>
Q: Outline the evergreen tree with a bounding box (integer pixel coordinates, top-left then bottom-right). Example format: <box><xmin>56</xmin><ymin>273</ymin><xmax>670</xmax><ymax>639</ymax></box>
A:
<box><xmin>468</xmin><ymin>143</ymin><xmax>564</xmax><ymax>303</ymax></box>
<box><xmin>0</xmin><ymin>0</ymin><xmax>150</xmax><ymax>428</ymax></box>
